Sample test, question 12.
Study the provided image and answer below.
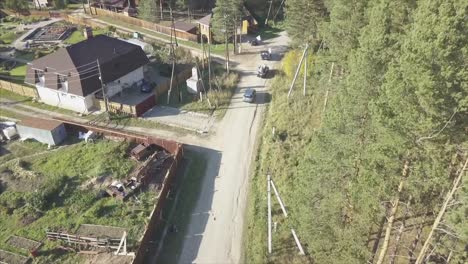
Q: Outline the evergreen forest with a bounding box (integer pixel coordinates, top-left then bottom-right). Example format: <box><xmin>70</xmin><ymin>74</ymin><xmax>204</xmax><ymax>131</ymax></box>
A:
<box><xmin>245</xmin><ymin>0</ymin><xmax>467</xmax><ymax>263</ymax></box>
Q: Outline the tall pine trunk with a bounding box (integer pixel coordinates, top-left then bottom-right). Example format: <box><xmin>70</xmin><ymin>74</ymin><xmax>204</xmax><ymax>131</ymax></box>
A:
<box><xmin>376</xmin><ymin>160</ymin><xmax>410</xmax><ymax>264</ymax></box>
<box><xmin>415</xmin><ymin>157</ymin><xmax>467</xmax><ymax>264</ymax></box>
<box><xmin>389</xmin><ymin>197</ymin><xmax>411</xmax><ymax>264</ymax></box>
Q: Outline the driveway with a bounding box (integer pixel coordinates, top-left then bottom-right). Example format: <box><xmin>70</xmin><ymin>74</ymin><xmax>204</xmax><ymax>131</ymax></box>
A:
<box><xmin>143</xmin><ymin>106</ymin><xmax>215</xmax><ymax>133</ymax></box>
<box><xmin>176</xmin><ymin>31</ymin><xmax>290</xmax><ymax>264</ymax></box>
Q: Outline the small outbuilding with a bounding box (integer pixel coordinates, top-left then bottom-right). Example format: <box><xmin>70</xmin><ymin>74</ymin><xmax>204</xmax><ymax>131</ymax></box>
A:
<box><xmin>16</xmin><ymin>118</ymin><xmax>67</xmax><ymax>146</ymax></box>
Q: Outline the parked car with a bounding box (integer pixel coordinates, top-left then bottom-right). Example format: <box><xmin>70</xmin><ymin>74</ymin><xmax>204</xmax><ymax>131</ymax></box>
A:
<box><xmin>140</xmin><ymin>79</ymin><xmax>153</xmax><ymax>93</ymax></box>
<box><xmin>257</xmin><ymin>65</ymin><xmax>269</xmax><ymax>78</ymax></box>
<box><xmin>249</xmin><ymin>39</ymin><xmax>259</xmax><ymax>46</ymax></box>
<box><xmin>243</xmin><ymin>88</ymin><xmax>256</xmax><ymax>103</ymax></box>
<box><xmin>261</xmin><ymin>50</ymin><xmax>271</xmax><ymax>60</ymax></box>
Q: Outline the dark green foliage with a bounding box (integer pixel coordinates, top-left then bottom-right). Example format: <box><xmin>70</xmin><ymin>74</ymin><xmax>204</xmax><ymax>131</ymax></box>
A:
<box><xmin>247</xmin><ymin>0</ymin><xmax>468</xmax><ymax>263</ymax></box>
<box><xmin>138</xmin><ymin>0</ymin><xmax>160</xmax><ymax>23</ymax></box>
<box><xmin>53</xmin><ymin>0</ymin><xmax>68</xmax><ymax>9</ymax></box>
<box><xmin>4</xmin><ymin>0</ymin><xmax>28</xmax><ymax>14</ymax></box>
<box><xmin>285</xmin><ymin>0</ymin><xmax>328</xmax><ymax>46</ymax></box>
<box><xmin>211</xmin><ymin>0</ymin><xmax>242</xmax><ymax>42</ymax></box>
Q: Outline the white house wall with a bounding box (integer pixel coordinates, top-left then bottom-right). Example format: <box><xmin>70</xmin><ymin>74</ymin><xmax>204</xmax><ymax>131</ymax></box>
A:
<box><xmin>106</xmin><ymin>67</ymin><xmax>144</xmax><ymax>97</ymax></box>
<box><xmin>36</xmin><ymin>85</ymin><xmax>89</xmax><ymax>113</ymax></box>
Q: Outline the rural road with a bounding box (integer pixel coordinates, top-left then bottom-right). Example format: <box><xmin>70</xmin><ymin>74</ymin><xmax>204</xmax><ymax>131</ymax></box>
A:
<box><xmin>177</xmin><ymin>32</ymin><xmax>290</xmax><ymax>264</ymax></box>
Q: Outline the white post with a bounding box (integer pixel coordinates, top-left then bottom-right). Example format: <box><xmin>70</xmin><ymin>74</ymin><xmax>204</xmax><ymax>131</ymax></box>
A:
<box><xmin>288</xmin><ymin>44</ymin><xmax>309</xmax><ymax>99</ymax></box>
<box><xmin>303</xmin><ymin>49</ymin><xmax>308</xmax><ymax>96</ymax></box>
<box><xmin>291</xmin><ymin>229</ymin><xmax>305</xmax><ymax>255</ymax></box>
<box><xmin>267</xmin><ymin>174</ymin><xmax>272</xmax><ymax>254</ymax></box>
<box><xmin>270</xmin><ymin>178</ymin><xmax>288</xmax><ymax>217</ymax></box>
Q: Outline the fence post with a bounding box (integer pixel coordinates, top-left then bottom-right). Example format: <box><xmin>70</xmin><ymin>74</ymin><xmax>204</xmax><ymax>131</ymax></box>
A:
<box><xmin>9</xmin><ymin>81</ymin><xmax>13</xmax><ymax>92</ymax></box>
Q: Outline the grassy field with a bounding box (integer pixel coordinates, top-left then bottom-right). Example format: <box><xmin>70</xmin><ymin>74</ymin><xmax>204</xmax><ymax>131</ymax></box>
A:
<box><xmin>0</xmin><ymin>139</ymin><xmax>158</xmax><ymax>263</ymax></box>
<box><xmin>243</xmin><ymin>68</ymin><xmax>324</xmax><ymax>263</ymax></box>
<box><xmin>156</xmin><ymin>149</ymin><xmax>207</xmax><ymax>263</ymax></box>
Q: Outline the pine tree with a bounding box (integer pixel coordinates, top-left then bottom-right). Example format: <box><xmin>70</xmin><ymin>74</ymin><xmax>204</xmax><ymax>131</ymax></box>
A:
<box><xmin>285</xmin><ymin>0</ymin><xmax>328</xmax><ymax>46</ymax></box>
<box><xmin>138</xmin><ymin>0</ymin><xmax>160</xmax><ymax>23</ymax></box>
<box><xmin>5</xmin><ymin>0</ymin><xmax>29</xmax><ymax>14</ymax></box>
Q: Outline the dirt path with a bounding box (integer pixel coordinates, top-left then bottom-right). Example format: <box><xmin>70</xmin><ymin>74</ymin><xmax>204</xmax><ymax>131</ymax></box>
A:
<box><xmin>177</xmin><ymin>32</ymin><xmax>290</xmax><ymax>264</ymax></box>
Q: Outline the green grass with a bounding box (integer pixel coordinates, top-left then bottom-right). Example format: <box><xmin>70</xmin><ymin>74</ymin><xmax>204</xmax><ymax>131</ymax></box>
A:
<box><xmin>15</xmin><ymin>51</ymin><xmax>35</xmax><ymax>62</ymax></box>
<box><xmin>157</xmin><ymin>149</ymin><xmax>207</xmax><ymax>263</ymax></box>
<box><xmin>9</xmin><ymin>64</ymin><xmax>26</xmax><ymax>78</ymax></box>
<box><xmin>0</xmin><ymin>32</ymin><xmax>17</xmax><ymax>44</ymax></box>
<box><xmin>0</xmin><ymin>108</ymin><xmax>25</xmax><ymax>120</ymax></box>
<box><xmin>0</xmin><ymin>139</ymin><xmax>157</xmax><ymax>263</ymax></box>
<box><xmin>256</xmin><ymin>24</ymin><xmax>284</xmax><ymax>41</ymax></box>
<box><xmin>64</xmin><ymin>28</ymin><xmax>110</xmax><ymax>45</ymax></box>
<box><xmin>243</xmin><ymin>71</ymin><xmax>324</xmax><ymax>264</ymax></box>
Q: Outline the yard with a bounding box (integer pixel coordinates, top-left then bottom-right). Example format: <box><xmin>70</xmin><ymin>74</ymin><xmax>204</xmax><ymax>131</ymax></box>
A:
<box><xmin>152</xmin><ymin>62</ymin><xmax>239</xmax><ymax>117</ymax></box>
<box><xmin>0</xmin><ymin>138</ymin><xmax>158</xmax><ymax>263</ymax></box>
<box><xmin>64</xmin><ymin>27</ymin><xmax>111</xmax><ymax>45</ymax></box>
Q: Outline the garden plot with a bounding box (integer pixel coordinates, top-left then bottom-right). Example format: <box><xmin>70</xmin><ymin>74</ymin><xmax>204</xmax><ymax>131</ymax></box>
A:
<box><xmin>6</xmin><ymin>236</ymin><xmax>41</xmax><ymax>252</ymax></box>
<box><xmin>0</xmin><ymin>138</ymin><xmax>161</xmax><ymax>263</ymax></box>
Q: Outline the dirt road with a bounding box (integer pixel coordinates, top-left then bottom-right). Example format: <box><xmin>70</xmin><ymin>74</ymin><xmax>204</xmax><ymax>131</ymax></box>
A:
<box><xmin>177</xmin><ymin>32</ymin><xmax>290</xmax><ymax>264</ymax></box>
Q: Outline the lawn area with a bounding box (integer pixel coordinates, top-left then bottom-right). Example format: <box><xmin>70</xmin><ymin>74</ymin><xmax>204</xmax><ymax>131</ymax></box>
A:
<box><xmin>64</xmin><ymin>28</ymin><xmax>110</xmax><ymax>45</ymax></box>
<box><xmin>156</xmin><ymin>149</ymin><xmax>207</xmax><ymax>263</ymax></box>
<box><xmin>0</xmin><ymin>32</ymin><xmax>18</xmax><ymax>45</ymax></box>
<box><xmin>0</xmin><ymin>108</ymin><xmax>25</xmax><ymax>120</ymax></box>
<box><xmin>0</xmin><ymin>139</ymin><xmax>157</xmax><ymax>263</ymax></box>
<box><xmin>9</xmin><ymin>64</ymin><xmax>26</xmax><ymax>78</ymax></box>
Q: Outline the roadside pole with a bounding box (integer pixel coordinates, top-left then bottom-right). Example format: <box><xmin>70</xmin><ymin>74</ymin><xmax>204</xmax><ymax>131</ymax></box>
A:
<box><xmin>267</xmin><ymin>173</ymin><xmax>272</xmax><ymax>254</ymax></box>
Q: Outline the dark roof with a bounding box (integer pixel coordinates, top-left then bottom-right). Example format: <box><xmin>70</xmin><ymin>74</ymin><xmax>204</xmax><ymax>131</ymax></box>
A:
<box><xmin>173</xmin><ymin>21</ymin><xmax>197</xmax><ymax>32</ymax></box>
<box><xmin>197</xmin><ymin>14</ymin><xmax>212</xmax><ymax>26</ymax></box>
<box><xmin>25</xmin><ymin>35</ymin><xmax>149</xmax><ymax>97</ymax></box>
<box><xmin>18</xmin><ymin>117</ymin><xmax>63</xmax><ymax>131</ymax></box>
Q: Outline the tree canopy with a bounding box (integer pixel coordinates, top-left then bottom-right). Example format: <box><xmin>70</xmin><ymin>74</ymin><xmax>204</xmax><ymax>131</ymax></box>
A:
<box><xmin>246</xmin><ymin>0</ymin><xmax>468</xmax><ymax>263</ymax></box>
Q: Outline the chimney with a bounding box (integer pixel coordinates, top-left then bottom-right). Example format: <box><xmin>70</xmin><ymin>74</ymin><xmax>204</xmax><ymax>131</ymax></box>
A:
<box><xmin>84</xmin><ymin>27</ymin><xmax>93</xmax><ymax>39</ymax></box>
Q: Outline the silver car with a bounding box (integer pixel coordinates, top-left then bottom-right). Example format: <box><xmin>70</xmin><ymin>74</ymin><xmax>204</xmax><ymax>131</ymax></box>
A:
<box><xmin>243</xmin><ymin>88</ymin><xmax>256</xmax><ymax>103</ymax></box>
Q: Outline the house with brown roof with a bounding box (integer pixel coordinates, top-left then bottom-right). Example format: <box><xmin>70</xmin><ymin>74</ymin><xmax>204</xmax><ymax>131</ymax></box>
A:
<box><xmin>25</xmin><ymin>34</ymin><xmax>149</xmax><ymax>113</ymax></box>
<box><xmin>197</xmin><ymin>7</ymin><xmax>258</xmax><ymax>44</ymax></box>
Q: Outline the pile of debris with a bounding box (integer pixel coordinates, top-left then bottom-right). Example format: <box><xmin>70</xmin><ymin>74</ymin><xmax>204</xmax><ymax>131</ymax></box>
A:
<box><xmin>105</xmin><ymin>144</ymin><xmax>172</xmax><ymax>200</ymax></box>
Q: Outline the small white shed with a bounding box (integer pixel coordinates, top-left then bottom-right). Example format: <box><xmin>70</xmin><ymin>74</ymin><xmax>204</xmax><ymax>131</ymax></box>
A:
<box><xmin>16</xmin><ymin>118</ymin><xmax>67</xmax><ymax>146</ymax></box>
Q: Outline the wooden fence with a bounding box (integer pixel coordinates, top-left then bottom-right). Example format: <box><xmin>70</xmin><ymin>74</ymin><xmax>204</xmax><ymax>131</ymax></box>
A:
<box><xmin>87</xmin><ymin>7</ymin><xmax>199</xmax><ymax>42</ymax></box>
<box><xmin>155</xmin><ymin>68</ymin><xmax>193</xmax><ymax>97</ymax></box>
<box><xmin>0</xmin><ymin>80</ymin><xmax>38</xmax><ymax>98</ymax></box>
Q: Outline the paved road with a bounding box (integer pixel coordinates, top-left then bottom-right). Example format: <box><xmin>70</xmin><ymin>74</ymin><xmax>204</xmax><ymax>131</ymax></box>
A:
<box><xmin>176</xmin><ymin>32</ymin><xmax>289</xmax><ymax>264</ymax></box>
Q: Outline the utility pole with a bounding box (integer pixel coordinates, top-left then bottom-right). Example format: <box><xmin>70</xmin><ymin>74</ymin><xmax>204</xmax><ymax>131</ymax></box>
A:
<box><xmin>160</xmin><ymin>0</ymin><xmax>164</xmax><ymax>20</ymax></box>
<box><xmin>223</xmin><ymin>13</ymin><xmax>230</xmax><ymax>74</ymax></box>
<box><xmin>267</xmin><ymin>173</ymin><xmax>272</xmax><ymax>254</ymax></box>
<box><xmin>96</xmin><ymin>59</ymin><xmax>109</xmax><ymax>119</ymax></box>
<box><xmin>265</xmin><ymin>0</ymin><xmax>273</xmax><ymax>26</ymax></box>
<box><xmin>303</xmin><ymin>49</ymin><xmax>308</xmax><ymax>96</ymax></box>
<box><xmin>167</xmin><ymin>7</ymin><xmax>179</xmax><ymax>104</ymax></box>
<box><xmin>287</xmin><ymin>44</ymin><xmax>308</xmax><ymax>99</ymax></box>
